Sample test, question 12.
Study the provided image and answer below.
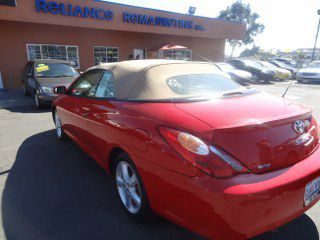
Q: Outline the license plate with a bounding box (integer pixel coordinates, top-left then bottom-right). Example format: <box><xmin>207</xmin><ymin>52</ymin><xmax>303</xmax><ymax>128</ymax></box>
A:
<box><xmin>304</xmin><ymin>177</ymin><xmax>320</xmax><ymax>206</ymax></box>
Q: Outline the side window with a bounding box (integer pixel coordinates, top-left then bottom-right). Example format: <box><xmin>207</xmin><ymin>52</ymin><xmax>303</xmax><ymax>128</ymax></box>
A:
<box><xmin>29</xmin><ymin>63</ymin><xmax>34</xmax><ymax>76</ymax></box>
<box><xmin>24</xmin><ymin>62</ymin><xmax>33</xmax><ymax>75</ymax></box>
<box><xmin>70</xmin><ymin>69</ymin><xmax>104</xmax><ymax>97</ymax></box>
<box><xmin>23</xmin><ymin>63</ymin><xmax>30</xmax><ymax>75</ymax></box>
<box><xmin>95</xmin><ymin>71</ymin><xmax>115</xmax><ymax>98</ymax></box>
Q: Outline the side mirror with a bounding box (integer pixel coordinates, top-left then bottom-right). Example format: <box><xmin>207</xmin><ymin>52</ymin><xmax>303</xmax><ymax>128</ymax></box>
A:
<box><xmin>54</xmin><ymin>86</ymin><xmax>67</xmax><ymax>94</ymax></box>
<box><xmin>26</xmin><ymin>73</ymin><xmax>33</xmax><ymax>78</ymax></box>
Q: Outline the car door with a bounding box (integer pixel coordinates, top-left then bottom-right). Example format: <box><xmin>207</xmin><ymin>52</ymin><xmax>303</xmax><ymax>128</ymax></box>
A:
<box><xmin>85</xmin><ymin>70</ymin><xmax>119</xmax><ymax>165</ymax></box>
<box><xmin>28</xmin><ymin>63</ymin><xmax>37</xmax><ymax>94</ymax></box>
<box><xmin>58</xmin><ymin>69</ymin><xmax>104</xmax><ymax>153</ymax></box>
<box><xmin>22</xmin><ymin>62</ymin><xmax>35</xmax><ymax>93</ymax></box>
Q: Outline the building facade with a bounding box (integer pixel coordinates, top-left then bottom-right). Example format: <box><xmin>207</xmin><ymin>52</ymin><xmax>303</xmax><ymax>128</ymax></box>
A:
<box><xmin>0</xmin><ymin>0</ymin><xmax>245</xmax><ymax>89</ymax></box>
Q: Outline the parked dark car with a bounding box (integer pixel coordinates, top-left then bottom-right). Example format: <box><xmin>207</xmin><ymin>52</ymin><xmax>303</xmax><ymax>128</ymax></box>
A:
<box><xmin>227</xmin><ymin>59</ymin><xmax>275</xmax><ymax>82</ymax></box>
<box><xmin>256</xmin><ymin>61</ymin><xmax>292</xmax><ymax>80</ymax></box>
<box><xmin>215</xmin><ymin>62</ymin><xmax>252</xmax><ymax>86</ymax></box>
<box><xmin>21</xmin><ymin>59</ymin><xmax>79</xmax><ymax>108</ymax></box>
<box><xmin>269</xmin><ymin>60</ymin><xmax>298</xmax><ymax>78</ymax></box>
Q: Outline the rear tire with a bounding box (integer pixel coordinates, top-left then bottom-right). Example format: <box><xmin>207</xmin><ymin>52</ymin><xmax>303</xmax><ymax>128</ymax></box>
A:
<box><xmin>22</xmin><ymin>83</ymin><xmax>29</xmax><ymax>96</ymax></box>
<box><xmin>113</xmin><ymin>153</ymin><xmax>150</xmax><ymax>220</ymax></box>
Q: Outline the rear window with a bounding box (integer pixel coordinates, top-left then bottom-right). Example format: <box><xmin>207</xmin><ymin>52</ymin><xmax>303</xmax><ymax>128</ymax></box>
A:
<box><xmin>166</xmin><ymin>74</ymin><xmax>241</xmax><ymax>96</ymax></box>
<box><xmin>35</xmin><ymin>63</ymin><xmax>79</xmax><ymax>78</ymax></box>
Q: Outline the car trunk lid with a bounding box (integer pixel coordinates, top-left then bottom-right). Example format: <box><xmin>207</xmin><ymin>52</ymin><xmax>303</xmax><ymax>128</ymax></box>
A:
<box><xmin>174</xmin><ymin>92</ymin><xmax>319</xmax><ymax>173</ymax></box>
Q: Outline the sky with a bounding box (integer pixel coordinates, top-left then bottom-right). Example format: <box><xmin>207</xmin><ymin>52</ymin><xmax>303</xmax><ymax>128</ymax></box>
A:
<box><xmin>100</xmin><ymin>0</ymin><xmax>320</xmax><ymax>56</ymax></box>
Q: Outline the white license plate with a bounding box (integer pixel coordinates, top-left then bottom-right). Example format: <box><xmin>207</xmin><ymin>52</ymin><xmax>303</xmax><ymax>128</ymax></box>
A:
<box><xmin>304</xmin><ymin>177</ymin><xmax>320</xmax><ymax>206</ymax></box>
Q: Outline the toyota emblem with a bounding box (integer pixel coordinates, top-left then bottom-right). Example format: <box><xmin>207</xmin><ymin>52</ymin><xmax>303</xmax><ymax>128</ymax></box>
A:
<box><xmin>293</xmin><ymin>120</ymin><xmax>305</xmax><ymax>134</ymax></box>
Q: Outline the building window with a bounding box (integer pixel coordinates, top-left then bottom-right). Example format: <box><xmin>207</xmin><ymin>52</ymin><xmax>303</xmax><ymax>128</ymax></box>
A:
<box><xmin>26</xmin><ymin>44</ymin><xmax>80</xmax><ymax>68</ymax></box>
<box><xmin>93</xmin><ymin>46</ymin><xmax>119</xmax><ymax>65</ymax></box>
<box><xmin>164</xmin><ymin>50</ymin><xmax>192</xmax><ymax>61</ymax></box>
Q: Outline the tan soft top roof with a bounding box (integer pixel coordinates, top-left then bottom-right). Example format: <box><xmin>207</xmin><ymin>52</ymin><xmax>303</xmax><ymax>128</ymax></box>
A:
<box><xmin>89</xmin><ymin>60</ymin><xmax>224</xmax><ymax>100</ymax></box>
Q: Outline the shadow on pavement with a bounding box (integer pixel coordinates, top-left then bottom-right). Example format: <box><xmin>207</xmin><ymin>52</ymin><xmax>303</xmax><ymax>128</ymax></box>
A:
<box><xmin>252</xmin><ymin>214</ymin><xmax>319</xmax><ymax>240</ymax></box>
<box><xmin>2</xmin><ymin>130</ymin><xmax>203</xmax><ymax>240</ymax></box>
<box><xmin>2</xmin><ymin>105</ymin><xmax>51</xmax><ymax>114</ymax></box>
<box><xmin>0</xmin><ymin>90</ymin><xmax>51</xmax><ymax>113</ymax></box>
<box><xmin>2</xmin><ymin>130</ymin><xmax>319</xmax><ymax>240</ymax></box>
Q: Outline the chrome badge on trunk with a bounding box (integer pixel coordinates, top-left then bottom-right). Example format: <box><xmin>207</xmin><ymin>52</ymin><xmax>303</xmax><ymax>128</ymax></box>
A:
<box><xmin>293</xmin><ymin>119</ymin><xmax>314</xmax><ymax>146</ymax></box>
<box><xmin>293</xmin><ymin>120</ymin><xmax>306</xmax><ymax>134</ymax></box>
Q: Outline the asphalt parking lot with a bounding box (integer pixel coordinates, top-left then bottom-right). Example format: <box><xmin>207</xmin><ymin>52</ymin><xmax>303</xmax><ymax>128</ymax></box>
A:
<box><xmin>0</xmin><ymin>81</ymin><xmax>319</xmax><ymax>240</ymax></box>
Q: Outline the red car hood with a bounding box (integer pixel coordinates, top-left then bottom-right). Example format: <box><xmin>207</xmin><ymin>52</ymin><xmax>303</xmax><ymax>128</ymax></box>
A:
<box><xmin>174</xmin><ymin>92</ymin><xmax>319</xmax><ymax>173</ymax></box>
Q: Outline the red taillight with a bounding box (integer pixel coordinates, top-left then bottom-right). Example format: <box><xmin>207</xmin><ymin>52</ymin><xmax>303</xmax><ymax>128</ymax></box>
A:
<box><xmin>311</xmin><ymin>116</ymin><xmax>320</xmax><ymax>138</ymax></box>
<box><xmin>159</xmin><ymin>127</ymin><xmax>249</xmax><ymax>178</ymax></box>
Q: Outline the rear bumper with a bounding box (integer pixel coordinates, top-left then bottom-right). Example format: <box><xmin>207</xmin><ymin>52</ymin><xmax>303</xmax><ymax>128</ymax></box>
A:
<box><xmin>206</xmin><ymin>146</ymin><xmax>320</xmax><ymax>240</ymax></box>
<box><xmin>142</xmin><ymin>145</ymin><xmax>320</xmax><ymax>240</ymax></box>
<box><xmin>194</xmin><ymin>145</ymin><xmax>320</xmax><ymax>239</ymax></box>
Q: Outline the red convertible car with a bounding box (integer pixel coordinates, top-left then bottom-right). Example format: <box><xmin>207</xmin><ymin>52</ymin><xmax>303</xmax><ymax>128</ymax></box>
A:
<box><xmin>52</xmin><ymin>60</ymin><xmax>320</xmax><ymax>240</ymax></box>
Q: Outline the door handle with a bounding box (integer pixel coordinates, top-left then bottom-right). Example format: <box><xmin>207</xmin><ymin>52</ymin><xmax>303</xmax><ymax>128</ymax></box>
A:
<box><xmin>82</xmin><ymin>110</ymin><xmax>90</xmax><ymax>118</ymax></box>
<box><xmin>81</xmin><ymin>107</ymin><xmax>90</xmax><ymax>118</ymax></box>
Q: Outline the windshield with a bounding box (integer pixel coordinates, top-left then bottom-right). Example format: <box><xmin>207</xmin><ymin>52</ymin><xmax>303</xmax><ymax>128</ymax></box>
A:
<box><xmin>35</xmin><ymin>63</ymin><xmax>79</xmax><ymax>78</ymax></box>
<box><xmin>217</xmin><ymin>63</ymin><xmax>235</xmax><ymax>71</ymax></box>
<box><xmin>166</xmin><ymin>74</ymin><xmax>242</xmax><ymax>97</ymax></box>
<box><xmin>307</xmin><ymin>62</ymin><xmax>320</xmax><ymax>69</ymax></box>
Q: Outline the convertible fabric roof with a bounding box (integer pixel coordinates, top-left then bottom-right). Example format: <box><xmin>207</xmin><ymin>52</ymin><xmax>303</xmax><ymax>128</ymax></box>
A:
<box><xmin>91</xmin><ymin>60</ymin><xmax>221</xmax><ymax>100</ymax></box>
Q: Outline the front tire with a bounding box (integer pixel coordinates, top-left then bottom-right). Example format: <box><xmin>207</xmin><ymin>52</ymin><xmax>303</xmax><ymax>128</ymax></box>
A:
<box><xmin>54</xmin><ymin>110</ymin><xmax>65</xmax><ymax>141</ymax></box>
<box><xmin>34</xmin><ymin>93</ymin><xmax>43</xmax><ymax>109</ymax></box>
<box><xmin>114</xmin><ymin>153</ymin><xmax>150</xmax><ymax>220</ymax></box>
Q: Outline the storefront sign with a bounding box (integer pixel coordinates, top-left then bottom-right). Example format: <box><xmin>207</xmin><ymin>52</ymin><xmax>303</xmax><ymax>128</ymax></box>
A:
<box><xmin>35</xmin><ymin>0</ymin><xmax>205</xmax><ymax>31</ymax></box>
<box><xmin>35</xmin><ymin>0</ymin><xmax>113</xmax><ymax>21</ymax></box>
<box><xmin>123</xmin><ymin>12</ymin><xmax>205</xmax><ymax>31</ymax></box>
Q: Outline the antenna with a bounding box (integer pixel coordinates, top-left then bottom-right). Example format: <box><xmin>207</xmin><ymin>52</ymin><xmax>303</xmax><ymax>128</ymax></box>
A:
<box><xmin>282</xmin><ymin>57</ymin><xmax>306</xmax><ymax>98</ymax></box>
<box><xmin>281</xmin><ymin>80</ymin><xmax>293</xmax><ymax>98</ymax></box>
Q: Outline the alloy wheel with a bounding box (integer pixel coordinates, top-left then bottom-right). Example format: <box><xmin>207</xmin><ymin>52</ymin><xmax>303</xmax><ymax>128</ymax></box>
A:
<box><xmin>55</xmin><ymin>111</ymin><xmax>62</xmax><ymax>138</ymax></box>
<box><xmin>116</xmin><ymin>161</ymin><xmax>142</xmax><ymax>214</ymax></box>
